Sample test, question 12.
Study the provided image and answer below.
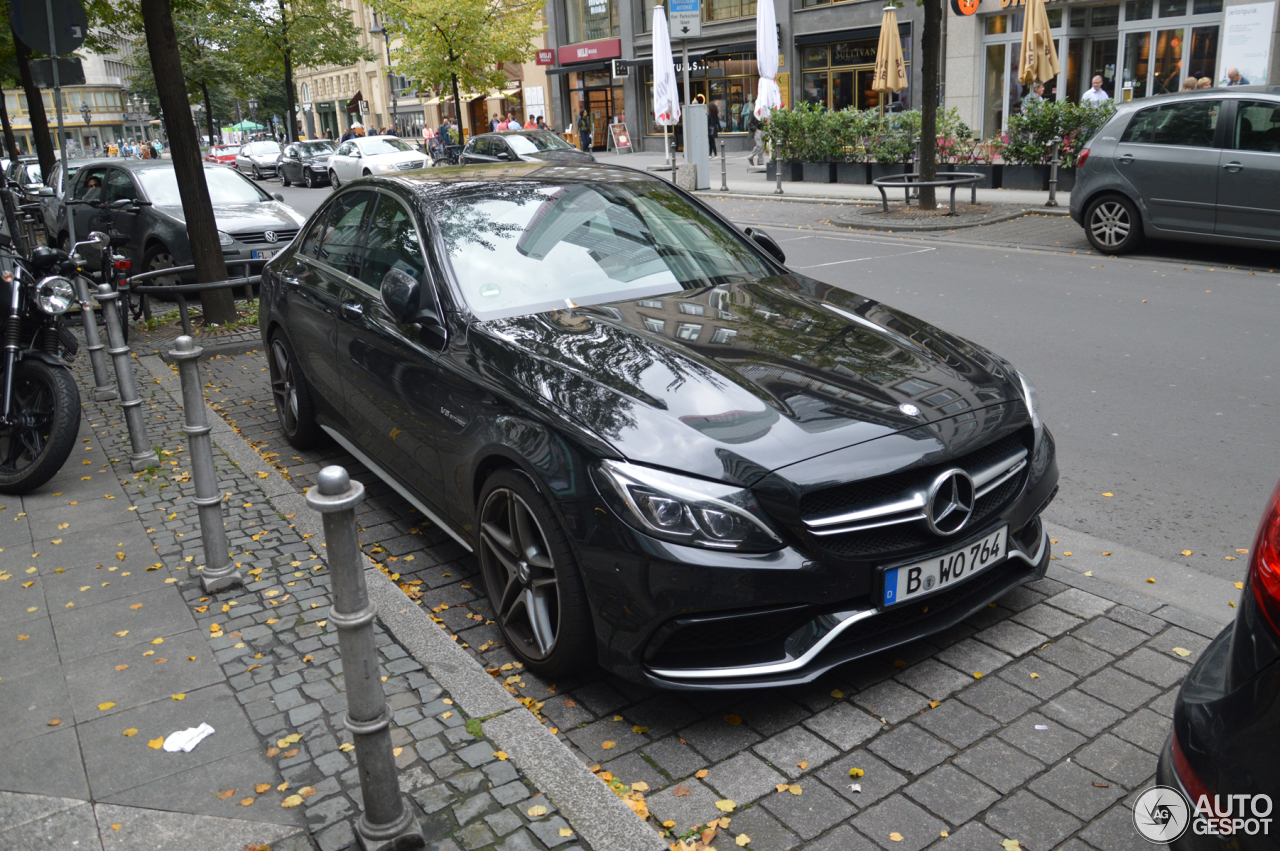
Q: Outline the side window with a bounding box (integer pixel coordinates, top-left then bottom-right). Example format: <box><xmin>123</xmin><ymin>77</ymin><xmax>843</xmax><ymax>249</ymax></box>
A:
<box><xmin>103</xmin><ymin>170</ymin><xmax>136</xmax><ymax>204</ymax></box>
<box><xmin>361</xmin><ymin>194</ymin><xmax>427</xmax><ymax>292</ymax></box>
<box><xmin>1120</xmin><ymin>106</ymin><xmax>1158</xmax><ymax>143</ymax></box>
<box><xmin>1151</xmin><ymin>100</ymin><xmax>1219</xmax><ymax>147</ymax></box>
<box><xmin>317</xmin><ymin>190</ymin><xmax>373</xmax><ymax>277</ymax></box>
<box><xmin>73</xmin><ymin>167</ymin><xmax>109</xmax><ymax>200</ymax></box>
<box><xmin>1234</xmin><ymin>101</ymin><xmax>1280</xmax><ymax>153</ymax></box>
<box><xmin>242</xmin><ymin>144</ymin><xmax>254</xmax><ymax>156</ymax></box>
<box><xmin>336</xmin><ymin>142</ymin><xmax>352</xmax><ymax>157</ymax></box>
<box><xmin>494</xmin><ymin>141</ymin><xmax>512</xmax><ymax>159</ymax></box>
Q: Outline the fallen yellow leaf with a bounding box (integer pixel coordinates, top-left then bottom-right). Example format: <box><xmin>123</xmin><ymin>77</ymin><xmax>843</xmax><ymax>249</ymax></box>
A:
<box><xmin>339</xmin><ymin>743</ymin><xmax>355</xmax><ymax>752</ymax></box>
<box><xmin>775</xmin><ymin>783</ymin><xmax>789</xmax><ymax>793</ymax></box>
<box><xmin>171</xmin><ymin>693</ymin><xmax>185</xmax><ymax>700</ymax></box>
<box><xmin>240</xmin><ymin>797</ymin><xmax>254</xmax><ymax>807</ymax></box>
<box><xmin>830</xmin><ymin>689</ymin><xmax>843</xmax><ymax>698</ymax></box>
<box><xmin>631</xmin><ymin>781</ymin><xmax>649</xmax><ymax>792</ymax></box>
<box><xmin>973</xmin><ymin>672</ymin><xmax>983</xmax><ymax>679</ymax></box>
<box><xmin>1083</xmin><ymin>571</ymin><xmax>1093</xmax><ymax>577</ymax></box>
<box><xmin>787</xmin><ymin>785</ymin><xmax>802</xmax><ymax>795</ymax></box>
<box><xmin>1172</xmin><ymin>647</ymin><xmax>1192</xmax><ymax>657</ymax></box>
<box><xmin>280</xmin><ymin>795</ymin><xmax>303</xmax><ymax>808</ymax></box>
<box><xmin>1147</xmin><ymin>577</ymin><xmax>1156</xmax><ymax>583</ymax></box>
<box><xmin>1030</xmin><ymin>672</ymin><xmax>1040</xmax><ymax>679</ymax></box>
<box><xmin>255</xmin><ymin>783</ymin><xmax>271</xmax><ymax>794</ymax></box>
<box><xmin>715</xmin><ymin>799</ymin><xmax>736</xmax><ymax>813</ymax></box>
<box><xmin>724</xmin><ymin>714</ymin><xmax>742</xmax><ymax>726</ymax></box>
<box><xmin>559</xmin><ymin>828</ymin><xmax>574</xmax><ymax>837</ymax></box>
<box><xmin>695</xmin><ymin>769</ymin><xmax>709</xmax><ymax>779</ymax></box>
<box><xmin>1182</xmin><ymin>550</ymin><xmax>1194</xmax><ymax>556</ymax></box>
<box><xmin>632</xmin><ymin>725</ymin><xmax>649</xmax><ymax>734</ymax></box>
<box><xmin>123</xmin><ymin>728</ymin><xmax>138</xmax><ymax>737</ymax></box>
<box><xmin>494</xmin><ymin>751</ymin><xmax>509</xmax><ymax>761</ymax></box>
<box><xmin>98</xmin><ymin>702</ymin><xmax>116</xmax><ymax>711</ymax></box>
<box><xmin>148</xmin><ymin>737</ymin><xmax>164</xmax><ymax>749</ymax></box>
<box><xmin>889</xmin><ymin>832</ymin><xmax>904</xmax><ymax>843</ymax></box>
<box><xmin>1102</xmin><ymin>492</ymin><xmax>1113</xmax><ymax>497</ymax></box>
<box><xmin>601</xmin><ymin>741</ymin><xmax>616</xmax><ymax>750</ymax></box>
<box><xmin>1236</xmin><ymin>581</ymin><xmax>1245</xmax><ymax>589</ymax></box>
<box><xmin>216</xmin><ymin>789</ymin><xmax>236</xmax><ymax>799</ymax></box>
<box><xmin>527</xmin><ymin>805</ymin><xmax>548</xmax><ymax>818</ymax></box>
<box><xmin>393</xmin><ymin>747</ymin><xmax>403</xmax><ymax>757</ymax></box>
<box><xmin>114</xmin><ymin>630</ymin><xmax>129</xmax><ymax>637</ymax></box>
<box><xmin>797</xmin><ymin>760</ymin><xmax>809</xmax><ymax>770</ymax></box>
<box><xmin>849</xmin><ymin>768</ymin><xmax>865</xmax><ymax>778</ymax></box>
<box><xmin>736</xmin><ymin>835</ymin><xmax>750</xmax><ymax>847</ymax></box>
<box><xmin>1001</xmin><ymin>841</ymin><xmax>1022</xmax><ymax>851</ymax></box>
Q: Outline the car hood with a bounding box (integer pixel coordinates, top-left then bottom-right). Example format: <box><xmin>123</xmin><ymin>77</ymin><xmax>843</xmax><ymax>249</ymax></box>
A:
<box><xmin>154</xmin><ymin>201</ymin><xmax>305</xmax><ymax>231</ymax></box>
<box><xmin>251</xmin><ymin>151</ymin><xmax>282</xmax><ymax>160</ymax></box>
<box><xmin>367</xmin><ymin>152</ymin><xmax>427</xmax><ymax>166</ymax></box>
<box><xmin>472</xmin><ymin>276</ymin><xmax>1024</xmax><ymax>485</ymax></box>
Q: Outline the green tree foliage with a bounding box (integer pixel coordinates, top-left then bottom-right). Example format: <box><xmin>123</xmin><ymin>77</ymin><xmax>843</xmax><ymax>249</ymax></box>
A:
<box><xmin>220</xmin><ymin>0</ymin><xmax>370</xmax><ymax>142</ymax></box>
<box><xmin>373</xmin><ymin>0</ymin><xmax>543</xmax><ymax>136</ymax></box>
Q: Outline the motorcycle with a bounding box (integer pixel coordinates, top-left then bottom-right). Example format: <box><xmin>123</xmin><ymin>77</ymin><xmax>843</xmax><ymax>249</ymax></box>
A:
<box><xmin>0</xmin><ymin>234</ymin><xmax>91</xmax><ymax>493</ymax></box>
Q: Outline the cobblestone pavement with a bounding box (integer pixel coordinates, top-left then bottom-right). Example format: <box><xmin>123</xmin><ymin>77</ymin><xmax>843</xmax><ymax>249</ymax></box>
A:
<box><xmin>195</xmin><ymin>336</ymin><xmax>1233</xmax><ymax>850</ymax></box>
<box><xmin>62</xmin><ymin>351</ymin><xmax>589</xmax><ymax>851</ymax></box>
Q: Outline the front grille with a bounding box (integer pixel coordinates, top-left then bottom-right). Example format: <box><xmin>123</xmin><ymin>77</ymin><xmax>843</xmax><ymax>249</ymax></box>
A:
<box><xmin>396</xmin><ymin>160</ymin><xmax>427</xmax><ymax>171</ymax></box>
<box><xmin>232</xmin><ymin>228</ymin><xmax>299</xmax><ymax>245</ymax></box>
<box><xmin>797</xmin><ymin>430</ymin><xmax>1030</xmax><ymax>561</ymax></box>
<box><xmin>645</xmin><ymin>606</ymin><xmax>816</xmax><ymax>668</ymax></box>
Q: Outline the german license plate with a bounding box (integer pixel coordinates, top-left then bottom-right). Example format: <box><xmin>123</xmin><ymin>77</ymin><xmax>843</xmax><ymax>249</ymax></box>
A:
<box><xmin>252</xmin><ymin>249</ymin><xmax>276</xmax><ymax>260</ymax></box>
<box><xmin>882</xmin><ymin>527</ymin><xmax>1007</xmax><ymax>608</ymax></box>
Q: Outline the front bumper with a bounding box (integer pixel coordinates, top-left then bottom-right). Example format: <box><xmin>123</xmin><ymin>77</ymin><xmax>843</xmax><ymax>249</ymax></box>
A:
<box><xmin>573</xmin><ymin>426</ymin><xmax>1059</xmax><ymax>688</ymax></box>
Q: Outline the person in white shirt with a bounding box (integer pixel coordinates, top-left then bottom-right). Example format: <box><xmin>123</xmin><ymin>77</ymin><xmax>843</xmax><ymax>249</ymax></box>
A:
<box><xmin>1082</xmin><ymin>76</ymin><xmax>1111</xmax><ymax>105</ymax></box>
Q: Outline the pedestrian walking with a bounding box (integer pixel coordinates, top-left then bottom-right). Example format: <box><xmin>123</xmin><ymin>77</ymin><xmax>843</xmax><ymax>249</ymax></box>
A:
<box><xmin>747</xmin><ymin>113</ymin><xmax>764</xmax><ymax>165</ymax></box>
<box><xmin>536</xmin><ymin>116</ymin><xmax>546</xmax><ymax>130</ymax></box>
<box><xmin>1082</xmin><ymin>76</ymin><xmax>1111</xmax><ymax>105</ymax></box>
<box><xmin>576</xmin><ymin>106</ymin><xmax>592</xmax><ymax>151</ymax></box>
<box><xmin>706</xmin><ymin>102</ymin><xmax>721</xmax><ymax>158</ymax></box>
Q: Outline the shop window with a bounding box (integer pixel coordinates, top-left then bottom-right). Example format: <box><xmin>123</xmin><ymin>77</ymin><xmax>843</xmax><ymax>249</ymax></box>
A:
<box><xmin>706</xmin><ymin>0</ymin><xmax>755</xmax><ymax>21</ymax></box>
<box><xmin>1070</xmin><ymin>7</ymin><xmax>1087</xmax><ymax>26</ymax></box>
<box><xmin>1125</xmin><ymin>0</ymin><xmax>1153</xmax><ymax>20</ymax></box>
<box><xmin>1159</xmin><ymin>0</ymin><xmax>1186</xmax><ymax>15</ymax></box>
<box><xmin>1046</xmin><ymin>8</ymin><xmax>1063</xmax><ymax>26</ymax></box>
<box><xmin>642</xmin><ymin>53</ymin><xmax>760</xmax><ymax>135</ymax></box>
<box><xmin>1192</xmin><ymin>0</ymin><xmax>1221</xmax><ymax>11</ymax></box>
<box><xmin>566</xmin><ymin>0</ymin><xmax>619</xmax><ymax>43</ymax></box>
<box><xmin>1091</xmin><ymin>4</ymin><xmax>1120</xmax><ymax>25</ymax></box>
<box><xmin>802</xmin><ymin>46</ymin><xmax>829</xmax><ymax>69</ymax></box>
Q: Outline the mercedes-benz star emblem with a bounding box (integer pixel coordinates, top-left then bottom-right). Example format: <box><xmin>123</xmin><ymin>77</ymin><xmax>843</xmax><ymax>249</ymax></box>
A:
<box><xmin>899</xmin><ymin>403</ymin><xmax>920</xmax><ymax>416</ymax></box>
<box><xmin>264</xmin><ymin>231</ymin><xmax>278</xmax><ymax>243</ymax></box>
<box><xmin>926</xmin><ymin>469</ymin><xmax>976</xmax><ymax>536</ymax></box>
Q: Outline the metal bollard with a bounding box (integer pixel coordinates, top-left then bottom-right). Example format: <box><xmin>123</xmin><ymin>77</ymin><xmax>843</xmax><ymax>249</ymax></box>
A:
<box><xmin>169</xmin><ymin>335</ymin><xmax>242</xmax><ymax>593</ymax></box>
<box><xmin>774</xmin><ymin>144</ymin><xmax>783</xmax><ymax>196</ymax></box>
<box><xmin>719</xmin><ymin>139</ymin><xmax>728</xmax><ymax>192</ymax></box>
<box><xmin>307</xmin><ymin>466</ymin><xmax>425</xmax><ymax>851</ymax></box>
<box><xmin>96</xmin><ymin>283</ymin><xmax>158</xmax><ymax>472</ymax></box>
<box><xmin>76</xmin><ymin>277</ymin><xmax>117</xmax><ymax>401</ymax></box>
<box><xmin>1046</xmin><ymin>138</ymin><xmax>1061</xmax><ymax>208</ymax></box>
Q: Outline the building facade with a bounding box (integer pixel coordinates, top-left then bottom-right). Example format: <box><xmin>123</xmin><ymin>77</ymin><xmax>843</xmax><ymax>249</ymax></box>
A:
<box><xmin>2</xmin><ymin>32</ymin><xmax>146</xmax><ymax>155</ymax></box>
<box><xmin>946</xmin><ymin>0</ymin><xmax>1280</xmax><ymax>137</ymax></box>
<box><xmin>540</xmin><ymin>0</ymin><xmax>923</xmax><ymax>152</ymax></box>
<box><xmin>293</xmin><ymin>0</ymin><xmax>556</xmax><ymax>142</ymax></box>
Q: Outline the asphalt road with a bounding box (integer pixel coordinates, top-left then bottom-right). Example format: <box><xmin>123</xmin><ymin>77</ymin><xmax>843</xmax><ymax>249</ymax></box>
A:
<box><xmin>257</xmin><ymin>174</ymin><xmax>1277</xmax><ymax>582</ymax></box>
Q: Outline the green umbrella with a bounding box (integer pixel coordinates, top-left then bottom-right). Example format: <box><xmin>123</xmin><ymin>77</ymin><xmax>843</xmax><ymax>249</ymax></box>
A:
<box><xmin>226</xmin><ymin>120</ymin><xmax>267</xmax><ymax>131</ymax></box>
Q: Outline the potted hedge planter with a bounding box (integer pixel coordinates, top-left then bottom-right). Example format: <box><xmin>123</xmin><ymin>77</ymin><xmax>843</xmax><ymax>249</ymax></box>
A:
<box><xmin>765</xmin><ymin>161</ymin><xmax>804</xmax><ymax>181</ymax></box>
<box><xmin>1001</xmin><ymin>164</ymin><xmax>1050</xmax><ymax>191</ymax></box>
<box><xmin>802</xmin><ymin>162</ymin><xmax>836</xmax><ymax>183</ymax></box>
<box><xmin>953</xmin><ymin>163</ymin><xmax>1000</xmax><ymax>189</ymax></box>
<box><xmin>836</xmin><ymin>162</ymin><xmax>868</xmax><ymax>184</ymax></box>
<box><xmin>1052</xmin><ymin>167</ymin><xmax>1076</xmax><ymax>193</ymax></box>
<box><xmin>868</xmin><ymin>161</ymin><xmax>911</xmax><ymax>183</ymax></box>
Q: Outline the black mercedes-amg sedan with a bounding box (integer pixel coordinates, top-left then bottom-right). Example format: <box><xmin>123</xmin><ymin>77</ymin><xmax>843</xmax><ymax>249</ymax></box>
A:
<box><xmin>258</xmin><ymin>163</ymin><xmax>1058</xmax><ymax>689</ymax></box>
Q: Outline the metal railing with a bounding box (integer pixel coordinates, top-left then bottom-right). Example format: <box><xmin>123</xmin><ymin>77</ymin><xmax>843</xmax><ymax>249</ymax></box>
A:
<box><xmin>127</xmin><ymin>263</ymin><xmax>260</xmax><ymax>336</ymax></box>
<box><xmin>871</xmin><ymin>172</ymin><xmax>986</xmax><ymax>215</ymax></box>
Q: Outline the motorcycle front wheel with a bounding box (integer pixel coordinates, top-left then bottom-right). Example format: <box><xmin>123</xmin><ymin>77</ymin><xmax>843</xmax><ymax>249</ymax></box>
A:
<box><xmin>0</xmin><ymin>359</ymin><xmax>81</xmax><ymax>494</ymax></box>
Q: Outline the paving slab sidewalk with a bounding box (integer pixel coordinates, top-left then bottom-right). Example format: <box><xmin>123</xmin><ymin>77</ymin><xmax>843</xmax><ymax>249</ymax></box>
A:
<box><xmin>185</xmin><ymin>336</ymin><xmax>1241</xmax><ymax>851</ymax></box>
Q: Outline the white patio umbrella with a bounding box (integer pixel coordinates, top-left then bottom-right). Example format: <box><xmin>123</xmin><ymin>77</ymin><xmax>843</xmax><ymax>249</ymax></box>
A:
<box><xmin>652</xmin><ymin>3</ymin><xmax>681</xmax><ymax>166</ymax></box>
<box><xmin>754</xmin><ymin>0</ymin><xmax>782</xmax><ymax>121</ymax></box>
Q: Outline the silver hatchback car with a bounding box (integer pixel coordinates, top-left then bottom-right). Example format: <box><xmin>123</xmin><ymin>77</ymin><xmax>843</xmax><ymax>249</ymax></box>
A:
<box><xmin>1070</xmin><ymin>86</ymin><xmax>1280</xmax><ymax>254</ymax></box>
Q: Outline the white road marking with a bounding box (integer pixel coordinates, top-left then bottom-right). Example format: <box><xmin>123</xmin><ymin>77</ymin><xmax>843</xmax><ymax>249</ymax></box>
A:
<box><xmin>792</xmin><ymin>246</ymin><xmax>936</xmax><ymax>269</ymax></box>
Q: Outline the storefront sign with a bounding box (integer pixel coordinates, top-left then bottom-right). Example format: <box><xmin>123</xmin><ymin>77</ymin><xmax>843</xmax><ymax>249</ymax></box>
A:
<box><xmin>558</xmin><ymin>38</ymin><xmax>622</xmax><ymax>65</ymax></box>
<box><xmin>832</xmin><ymin>41</ymin><xmax>879</xmax><ymax>64</ymax></box>
<box><xmin>1218</xmin><ymin>1</ymin><xmax>1274</xmax><ymax>84</ymax></box>
<box><xmin>998</xmin><ymin>0</ymin><xmax>1025</xmax><ymax>7</ymax></box>
<box><xmin>951</xmin><ymin>0</ymin><xmax>979</xmax><ymax>14</ymax></box>
<box><xmin>536</xmin><ymin>49</ymin><xmax>554</xmax><ymax>65</ymax></box>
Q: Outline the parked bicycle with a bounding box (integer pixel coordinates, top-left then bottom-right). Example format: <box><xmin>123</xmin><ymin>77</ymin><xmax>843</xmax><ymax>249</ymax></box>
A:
<box><xmin>65</xmin><ymin>197</ymin><xmax>151</xmax><ymax>344</ymax></box>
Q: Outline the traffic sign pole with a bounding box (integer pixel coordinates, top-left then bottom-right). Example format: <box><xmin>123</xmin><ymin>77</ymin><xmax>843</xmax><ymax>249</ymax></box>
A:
<box><xmin>44</xmin><ymin>0</ymin><xmax>74</xmax><ymax>249</ymax></box>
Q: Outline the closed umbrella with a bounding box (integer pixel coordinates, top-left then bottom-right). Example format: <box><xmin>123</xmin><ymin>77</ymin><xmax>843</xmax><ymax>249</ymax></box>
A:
<box><xmin>652</xmin><ymin>3</ymin><xmax>681</xmax><ymax>165</ymax></box>
<box><xmin>872</xmin><ymin>5</ymin><xmax>908</xmax><ymax>116</ymax></box>
<box><xmin>1019</xmin><ymin>0</ymin><xmax>1061</xmax><ymax>86</ymax></box>
<box><xmin>753</xmin><ymin>0</ymin><xmax>781</xmax><ymax>120</ymax></box>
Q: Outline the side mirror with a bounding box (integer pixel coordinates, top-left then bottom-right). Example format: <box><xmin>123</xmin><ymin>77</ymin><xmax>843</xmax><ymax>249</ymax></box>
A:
<box><xmin>272</xmin><ymin>192</ymin><xmax>284</xmax><ymax>202</ymax></box>
<box><xmin>496</xmin><ymin>151</ymin><xmax>512</xmax><ymax>161</ymax></box>
<box><xmin>744</xmin><ymin>227</ymin><xmax>786</xmax><ymax>265</ymax></box>
<box><xmin>380</xmin><ymin>269</ymin><xmax>420</xmax><ymax>322</ymax></box>
<box><xmin>37</xmin><ymin>186</ymin><xmax>54</xmax><ymax>197</ymax></box>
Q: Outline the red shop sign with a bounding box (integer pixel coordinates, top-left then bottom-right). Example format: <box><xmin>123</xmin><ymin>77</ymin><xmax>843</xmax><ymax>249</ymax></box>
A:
<box><xmin>536</xmin><ymin>49</ymin><xmax>554</xmax><ymax>65</ymax></box>
<box><xmin>557</xmin><ymin>38</ymin><xmax>622</xmax><ymax>65</ymax></box>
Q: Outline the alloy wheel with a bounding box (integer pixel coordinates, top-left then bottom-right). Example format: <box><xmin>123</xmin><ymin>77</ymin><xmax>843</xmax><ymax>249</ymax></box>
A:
<box><xmin>305</xmin><ymin>170</ymin><xmax>314</xmax><ymax>188</ymax></box>
<box><xmin>1089</xmin><ymin>201</ymin><xmax>1131</xmax><ymax>248</ymax></box>
<box><xmin>269</xmin><ymin>339</ymin><xmax>299</xmax><ymax>435</ymax></box>
<box><xmin>479</xmin><ymin>487</ymin><xmax>561</xmax><ymax>661</ymax></box>
<box><xmin>148</xmin><ymin>249</ymin><xmax>180</xmax><ymax>286</ymax></box>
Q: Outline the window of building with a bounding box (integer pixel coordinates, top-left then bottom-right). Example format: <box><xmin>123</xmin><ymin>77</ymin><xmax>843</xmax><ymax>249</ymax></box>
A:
<box><xmin>711</xmin><ymin>328</ymin><xmax>737</xmax><ymax>344</ymax></box>
<box><xmin>799</xmin><ymin>33</ymin><xmax>912</xmax><ymax>112</ymax></box>
<box><xmin>706</xmin><ymin>0</ymin><xmax>756</xmax><ymax>21</ymax></box>
<box><xmin>642</xmin><ymin>53</ymin><xmax>760</xmax><ymax>135</ymax></box>
<box><xmin>676</xmin><ymin>323</ymin><xmax>701</xmax><ymax>341</ymax></box>
<box><xmin>644</xmin><ymin>317</ymin><xmax>665</xmax><ymax>333</ymax></box>
<box><xmin>639</xmin><ymin>299</ymin><xmax>663</xmax><ymax>308</ymax></box>
<box><xmin>566</xmin><ymin>0</ymin><xmax>619</xmax><ymax>43</ymax></box>
<box><xmin>679</xmin><ymin>302</ymin><xmax>704</xmax><ymax>315</ymax></box>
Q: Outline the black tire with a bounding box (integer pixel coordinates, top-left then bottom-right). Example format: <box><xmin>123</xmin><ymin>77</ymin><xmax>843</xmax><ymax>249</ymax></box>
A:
<box><xmin>304</xmin><ymin>169</ymin><xmax>314</xmax><ymax>188</ymax></box>
<box><xmin>252</xmin><ymin>164</ymin><xmax>262</xmax><ymax>180</ymax></box>
<box><xmin>477</xmin><ymin>469</ymin><xmax>596</xmax><ymax>676</ymax></box>
<box><xmin>0</xmin><ymin>359</ymin><xmax>81</xmax><ymax>494</ymax></box>
<box><xmin>268</xmin><ymin>333</ymin><xmax>324</xmax><ymax>449</ymax></box>
<box><xmin>280</xmin><ymin>168</ymin><xmax>291</xmax><ymax>187</ymax></box>
<box><xmin>330</xmin><ymin>171</ymin><xmax>340</xmax><ymax>189</ymax></box>
<box><xmin>1084</xmin><ymin>194</ymin><xmax>1143</xmax><ymax>255</ymax></box>
<box><xmin>142</xmin><ymin>242</ymin><xmax>181</xmax><ymax>287</ymax></box>
<box><xmin>362</xmin><ymin>169</ymin><xmax>371</xmax><ymax>177</ymax></box>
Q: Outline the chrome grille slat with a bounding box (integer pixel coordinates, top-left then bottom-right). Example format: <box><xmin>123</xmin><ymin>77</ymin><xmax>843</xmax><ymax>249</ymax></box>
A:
<box><xmin>232</xmin><ymin>228</ymin><xmax>299</xmax><ymax>245</ymax></box>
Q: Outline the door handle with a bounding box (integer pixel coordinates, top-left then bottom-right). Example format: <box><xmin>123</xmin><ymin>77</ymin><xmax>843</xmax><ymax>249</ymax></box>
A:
<box><xmin>280</xmin><ymin>274</ymin><xmax>302</xmax><ymax>291</ymax></box>
<box><xmin>1223</xmin><ymin>161</ymin><xmax>1244</xmax><ymax>172</ymax></box>
<box><xmin>1118</xmin><ymin>154</ymin><xmax>1134</xmax><ymax>164</ymax></box>
<box><xmin>340</xmin><ymin>301</ymin><xmax>364</xmax><ymax>321</ymax></box>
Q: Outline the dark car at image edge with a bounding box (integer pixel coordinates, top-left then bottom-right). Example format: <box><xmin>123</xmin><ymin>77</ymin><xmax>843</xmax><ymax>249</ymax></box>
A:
<box><xmin>258</xmin><ymin>162</ymin><xmax>1058</xmax><ymax>689</ymax></box>
<box><xmin>1157</xmin><ymin>478</ymin><xmax>1280</xmax><ymax>850</ymax></box>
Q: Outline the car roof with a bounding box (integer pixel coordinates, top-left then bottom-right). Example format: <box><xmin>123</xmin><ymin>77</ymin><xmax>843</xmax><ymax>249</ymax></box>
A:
<box><xmin>69</xmin><ymin>158</ymin><xmax>230</xmax><ymax>173</ymax></box>
<box><xmin>1112</xmin><ymin>85</ymin><xmax>1280</xmax><ymax>112</ymax></box>
<box><xmin>368</xmin><ymin>162</ymin><xmax>654</xmax><ymax>193</ymax></box>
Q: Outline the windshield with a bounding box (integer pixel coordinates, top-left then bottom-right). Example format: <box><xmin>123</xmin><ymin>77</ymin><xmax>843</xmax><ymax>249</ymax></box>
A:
<box><xmin>505</xmin><ymin>132</ymin><xmax>575</xmax><ymax>154</ymax></box>
<box><xmin>299</xmin><ymin>142</ymin><xmax>335</xmax><ymax>159</ymax></box>
<box><xmin>138</xmin><ymin>166</ymin><xmax>271</xmax><ymax>206</ymax></box>
<box><xmin>213</xmin><ymin>146</ymin><xmax>241</xmax><ymax>155</ymax></box>
<box><xmin>358</xmin><ymin>137</ymin><xmax>415</xmax><ymax>155</ymax></box>
<box><xmin>437</xmin><ymin>180</ymin><xmax>773</xmax><ymax>321</ymax></box>
<box><xmin>255</xmin><ymin>142</ymin><xmax>281</xmax><ymax>155</ymax></box>
<box><xmin>22</xmin><ymin>164</ymin><xmax>41</xmax><ymax>184</ymax></box>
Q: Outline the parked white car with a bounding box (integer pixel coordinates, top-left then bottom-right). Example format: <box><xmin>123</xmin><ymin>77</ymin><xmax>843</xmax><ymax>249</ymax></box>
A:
<box><xmin>327</xmin><ymin>136</ymin><xmax>430</xmax><ymax>187</ymax></box>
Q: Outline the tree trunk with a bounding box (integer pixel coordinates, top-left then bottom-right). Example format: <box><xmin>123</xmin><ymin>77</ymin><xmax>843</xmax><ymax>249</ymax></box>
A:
<box><xmin>918</xmin><ymin>0</ymin><xmax>941</xmax><ymax>210</ymax></box>
<box><xmin>140</xmin><ymin>0</ymin><xmax>237</xmax><ymax>326</ymax></box>
<box><xmin>280</xmin><ymin>0</ymin><xmax>298</xmax><ymax>143</ymax></box>
<box><xmin>0</xmin><ymin>93</ymin><xmax>20</xmax><ymax>161</ymax></box>
<box><xmin>451</xmin><ymin>71</ymin><xmax>463</xmax><ymax>139</ymax></box>
<box><xmin>12</xmin><ymin>30</ymin><xmax>55</xmax><ymax>176</ymax></box>
<box><xmin>201</xmin><ymin>83</ymin><xmax>216</xmax><ymax>144</ymax></box>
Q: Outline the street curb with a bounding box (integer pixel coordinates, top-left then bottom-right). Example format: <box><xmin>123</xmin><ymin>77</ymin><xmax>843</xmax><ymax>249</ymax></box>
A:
<box><xmin>831</xmin><ymin>206</ymin><xmax>1070</xmax><ymax>233</ymax></box>
<box><xmin>697</xmin><ymin>191</ymin><xmax>876</xmax><ymax>207</ymax></box>
<box><xmin>137</xmin><ymin>351</ymin><xmax>663</xmax><ymax>851</ymax></box>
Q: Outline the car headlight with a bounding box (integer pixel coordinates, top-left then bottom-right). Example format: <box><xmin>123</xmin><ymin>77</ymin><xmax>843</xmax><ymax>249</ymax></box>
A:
<box><xmin>35</xmin><ymin>276</ymin><xmax>75</xmax><ymax>314</ymax></box>
<box><xmin>1017</xmin><ymin>370</ymin><xmax>1042</xmax><ymax>440</ymax></box>
<box><xmin>217</xmin><ymin>230</ymin><xmax>234</xmax><ymax>246</ymax></box>
<box><xmin>592</xmin><ymin>460</ymin><xmax>783</xmax><ymax>552</ymax></box>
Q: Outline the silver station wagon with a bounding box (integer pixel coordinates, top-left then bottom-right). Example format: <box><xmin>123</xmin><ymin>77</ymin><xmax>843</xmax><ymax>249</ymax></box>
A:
<box><xmin>1071</xmin><ymin>86</ymin><xmax>1280</xmax><ymax>254</ymax></box>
